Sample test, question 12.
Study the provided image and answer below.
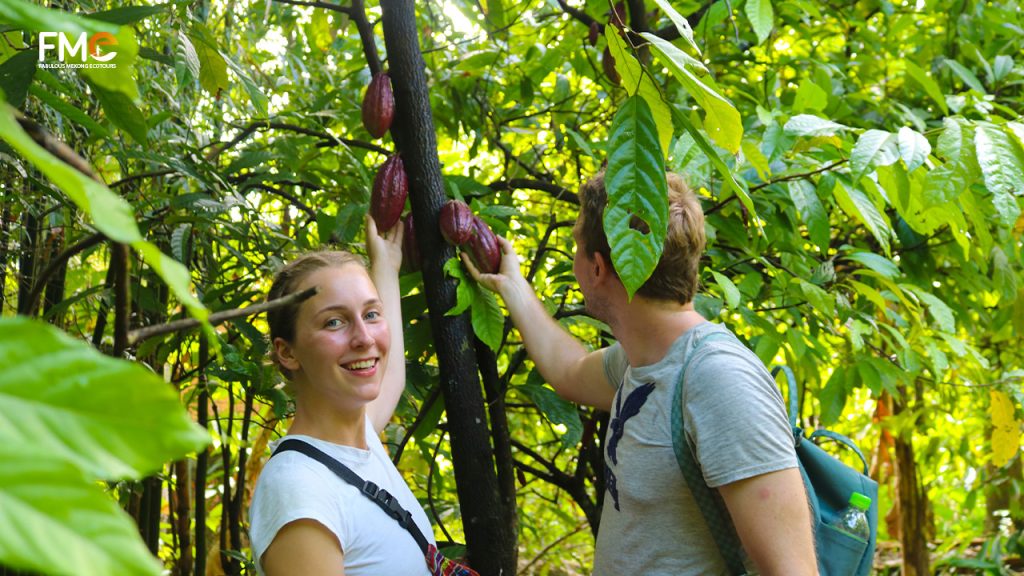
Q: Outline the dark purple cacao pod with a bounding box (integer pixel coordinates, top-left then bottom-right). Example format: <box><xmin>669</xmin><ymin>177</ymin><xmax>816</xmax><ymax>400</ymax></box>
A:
<box><xmin>401</xmin><ymin>212</ymin><xmax>421</xmax><ymax>272</ymax></box>
<box><xmin>611</xmin><ymin>1</ymin><xmax>626</xmax><ymax>24</ymax></box>
<box><xmin>602</xmin><ymin>47</ymin><xmax>620</xmax><ymax>85</ymax></box>
<box><xmin>370</xmin><ymin>155</ymin><xmax>408</xmax><ymax>233</ymax></box>
<box><xmin>362</xmin><ymin>73</ymin><xmax>394</xmax><ymax>139</ymax></box>
<box><xmin>588</xmin><ymin>21</ymin><xmax>601</xmax><ymax>46</ymax></box>
<box><xmin>467</xmin><ymin>216</ymin><xmax>501</xmax><ymax>274</ymax></box>
<box><xmin>439</xmin><ymin>200</ymin><xmax>474</xmax><ymax>246</ymax></box>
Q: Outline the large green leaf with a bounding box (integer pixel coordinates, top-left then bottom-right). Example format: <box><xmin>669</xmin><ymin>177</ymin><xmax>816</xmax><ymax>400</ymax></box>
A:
<box><xmin>897</xmin><ymin>126</ymin><xmax>931</xmax><ymax>173</ymax></box>
<box><xmin>0</xmin><ymin>103</ymin><xmax>208</xmax><ymax>325</ymax></box>
<box><xmin>92</xmin><ymin>83</ymin><xmax>148</xmax><ymax>145</ymax></box>
<box><xmin>783</xmin><ymin>114</ymin><xmax>849</xmax><ymax>137</ymax></box>
<box><xmin>710</xmin><ymin>270</ymin><xmax>741</xmax><ymax>309</ymax></box>
<box><xmin>519</xmin><ymin>374</ymin><xmax>583</xmax><ymax>448</ymax></box>
<box><xmin>0</xmin><ymin>0</ymin><xmax>117</xmax><ymax>35</ymax></box>
<box><xmin>745</xmin><ymin>0</ymin><xmax>774</xmax><ymax>45</ymax></box>
<box><xmin>0</xmin><ymin>445</ymin><xmax>161</xmax><ymax>576</ymax></box>
<box><xmin>81</xmin><ymin>26</ymin><xmax>139</xmax><ymax>100</ymax></box>
<box><xmin>0</xmin><ymin>49</ymin><xmax>37</xmax><ymax>108</ymax></box>
<box><xmin>650</xmin><ymin>0</ymin><xmax>701</xmax><ymax>56</ymax></box>
<box><xmin>788</xmin><ymin>180</ymin><xmax>830</xmax><ymax>250</ymax></box>
<box><xmin>833</xmin><ymin>181</ymin><xmax>892</xmax><ymax>256</ymax></box>
<box><xmin>607</xmin><ymin>30</ymin><xmax>673</xmax><ymax>155</ymax></box>
<box><xmin>975</xmin><ymin>123</ymin><xmax>1024</xmax><ymax>227</ymax></box>
<box><xmin>642</xmin><ymin>32</ymin><xmax>742</xmax><ymax>153</ymax></box>
<box><xmin>444</xmin><ymin>257</ymin><xmax>503</xmax><ymax>352</ymax></box>
<box><xmin>943</xmin><ymin>58</ymin><xmax>986</xmax><ymax>93</ymax></box>
<box><xmin>0</xmin><ymin>317</ymin><xmax>209</xmax><ymax>479</ymax></box>
<box><xmin>190</xmin><ymin>23</ymin><xmax>229</xmax><ymax>97</ymax></box>
<box><xmin>903</xmin><ymin>285</ymin><xmax>956</xmax><ymax>332</ymax></box>
<box><xmin>850</xmin><ymin>129</ymin><xmax>899</xmax><ymax>181</ymax></box>
<box><xmin>605</xmin><ymin>95</ymin><xmax>668</xmax><ymax>299</ymax></box>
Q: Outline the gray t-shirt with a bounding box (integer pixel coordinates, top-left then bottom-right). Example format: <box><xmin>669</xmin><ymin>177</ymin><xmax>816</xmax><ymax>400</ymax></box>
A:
<box><xmin>593</xmin><ymin>321</ymin><xmax>798</xmax><ymax>575</ymax></box>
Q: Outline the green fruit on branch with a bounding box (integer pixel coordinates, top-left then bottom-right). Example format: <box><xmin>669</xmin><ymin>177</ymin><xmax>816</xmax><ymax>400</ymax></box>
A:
<box><xmin>362</xmin><ymin>72</ymin><xmax>394</xmax><ymax>139</ymax></box>
<box><xmin>439</xmin><ymin>199</ymin><xmax>474</xmax><ymax>246</ymax></box>
<box><xmin>370</xmin><ymin>155</ymin><xmax>408</xmax><ymax>233</ymax></box>
<box><xmin>467</xmin><ymin>215</ymin><xmax>501</xmax><ymax>274</ymax></box>
<box><xmin>401</xmin><ymin>212</ymin><xmax>421</xmax><ymax>272</ymax></box>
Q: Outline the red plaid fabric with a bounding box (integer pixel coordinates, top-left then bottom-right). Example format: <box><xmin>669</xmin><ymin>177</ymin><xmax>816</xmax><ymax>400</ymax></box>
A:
<box><xmin>425</xmin><ymin>544</ymin><xmax>480</xmax><ymax>576</ymax></box>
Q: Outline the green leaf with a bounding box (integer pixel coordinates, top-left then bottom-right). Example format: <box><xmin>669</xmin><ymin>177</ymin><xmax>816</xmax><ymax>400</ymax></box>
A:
<box><xmin>745</xmin><ymin>0</ymin><xmax>774</xmax><ymax>45</ymax></box>
<box><xmin>833</xmin><ymin>182</ymin><xmax>891</xmax><ymax>255</ymax></box>
<box><xmin>793</xmin><ymin>78</ymin><xmax>828</xmax><ymax>112</ymax></box>
<box><xmin>797</xmin><ymin>278</ymin><xmax>834</xmax><ymax>317</ymax></box>
<box><xmin>842</xmin><ymin>250</ymin><xmax>900</xmax><ymax>279</ymax></box>
<box><xmin>641</xmin><ymin>32</ymin><xmax>742</xmax><ymax>153</ymax></box>
<box><xmin>607</xmin><ymin>30</ymin><xmax>673</xmax><ymax>155</ymax></box>
<box><xmin>649</xmin><ymin>0</ymin><xmax>701</xmax><ymax>56</ymax></box>
<box><xmin>519</xmin><ymin>377</ymin><xmax>583</xmax><ymax>448</ymax></box>
<box><xmin>470</xmin><ymin>281</ymin><xmax>504</xmax><ymax>352</ymax></box>
<box><xmin>189</xmin><ymin>24</ymin><xmax>228</xmax><ymax>97</ymax></box>
<box><xmin>0</xmin><ymin>0</ymin><xmax>117</xmax><ymax>36</ymax></box>
<box><xmin>903</xmin><ymin>60</ymin><xmax>949</xmax><ymax>114</ymax></box>
<box><xmin>975</xmin><ymin>123</ymin><xmax>1024</xmax><ymax>227</ymax></box>
<box><xmin>444</xmin><ymin>257</ymin><xmax>473</xmax><ymax>316</ymax></box>
<box><xmin>993</xmin><ymin>55</ymin><xmax>1014</xmax><ymax>82</ymax></box>
<box><xmin>943</xmin><ymin>58</ymin><xmax>986</xmax><ymax>93</ymax></box>
<box><xmin>897</xmin><ymin>126</ymin><xmax>931</xmax><ymax>172</ymax></box>
<box><xmin>850</xmin><ymin>129</ymin><xmax>899</xmax><ymax>181</ymax></box>
<box><xmin>741</xmin><ymin>139</ymin><xmax>770</xmax><ymax>180</ymax></box>
<box><xmin>783</xmin><ymin>114</ymin><xmax>849</xmax><ymax>137</ymax></box>
<box><xmin>820</xmin><ymin>366</ymin><xmax>848</xmax><ymax>426</ymax></box>
<box><xmin>605</xmin><ymin>95</ymin><xmax>668</xmax><ymax>299</ymax></box>
<box><xmin>92</xmin><ymin>83</ymin><xmax>148</xmax><ymax>146</ymax></box>
<box><xmin>175</xmin><ymin>31</ymin><xmax>200</xmax><ymax>91</ymax></box>
<box><xmin>28</xmin><ymin>84</ymin><xmax>110</xmax><ymax>137</ymax></box>
<box><xmin>484</xmin><ymin>0</ymin><xmax>507</xmax><ymax>29</ymax></box>
<box><xmin>80</xmin><ymin>25</ymin><xmax>140</xmax><ymax>100</ymax></box>
<box><xmin>0</xmin><ymin>103</ymin><xmax>208</xmax><ymax>325</ymax></box>
<box><xmin>903</xmin><ymin>285</ymin><xmax>956</xmax><ymax>332</ymax></box>
<box><xmin>0</xmin><ymin>445</ymin><xmax>162</xmax><ymax>576</ymax></box>
<box><xmin>85</xmin><ymin>4</ymin><xmax>169</xmax><ymax>24</ymax></box>
<box><xmin>710</xmin><ymin>270</ymin><xmax>741</xmax><ymax>309</ymax></box>
<box><xmin>787</xmin><ymin>180</ymin><xmax>830</xmax><ymax>250</ymax></box>
<box><xmin>0</xmin><ymin>317</ymin><xmax>210</xmax><ymax>479</ymax></box>
<box><xmin>0</xmin><ymin>49</ymin><xmax>37</xmax><ymax>108</ymax></box>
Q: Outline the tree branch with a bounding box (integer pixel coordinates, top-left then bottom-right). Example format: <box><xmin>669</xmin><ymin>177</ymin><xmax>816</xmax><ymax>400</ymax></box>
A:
<box><xmin>241</xmin><ymin>183</ymin><xmax>318</xmax><ymax>218</ymax></box>
<box><xmin>127</xmin><ymin>286</ymin><xmax>318</xmax><ymax>346</ymax></box>
<box><xmin>26</xmin><ymin>232</ymin><xmax>104</xmax><ymax>316</ymax></box>
<box><xmin>489</xmin><ymin>179</ymin><xmax>579</xmax><ymax>205</ymax></box>
<box><xmin>749</xmin><ymin>159</ymin><xmax>849</xmax><ymax>192</ymax></box>
<box><xmin>272</xmin><ymin>0</ymin><xmax>354</xmax><ymax>15</ymax></box>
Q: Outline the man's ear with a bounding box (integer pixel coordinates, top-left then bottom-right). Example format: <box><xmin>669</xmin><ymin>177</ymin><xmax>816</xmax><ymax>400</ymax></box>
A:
<box><xmin>592</xmin><ymin>251</ymin><xmax>614</xmax><ymax>281</ymax></box>
<box><xmin>273</xmin><ymin>337</ymin><xmax>301</xmax><ymax>373</ymax></box>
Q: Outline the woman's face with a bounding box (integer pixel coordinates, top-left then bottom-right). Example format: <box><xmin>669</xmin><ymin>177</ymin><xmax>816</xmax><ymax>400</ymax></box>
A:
<box><xmin>274</xmin><ymin>263</ymin><xmax>390</xmax><ymax>409</ymax></box>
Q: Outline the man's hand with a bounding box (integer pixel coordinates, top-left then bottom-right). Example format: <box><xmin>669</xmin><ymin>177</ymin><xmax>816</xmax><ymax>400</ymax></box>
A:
<box><xmin>460</xmin><ymin>235</ymin><xmax>524</xmax><ymax>298</ymax></box>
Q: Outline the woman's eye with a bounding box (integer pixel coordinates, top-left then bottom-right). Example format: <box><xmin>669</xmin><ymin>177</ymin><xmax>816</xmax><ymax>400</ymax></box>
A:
<box><xmin>365</xmin><ymin>310</ymin><xmax>382</xmax><ymax>321</ymax></box>
<box><xmin>325</xmin><ymin>318</ymin><xmax>343</xmax><ymax>328</ymax></box>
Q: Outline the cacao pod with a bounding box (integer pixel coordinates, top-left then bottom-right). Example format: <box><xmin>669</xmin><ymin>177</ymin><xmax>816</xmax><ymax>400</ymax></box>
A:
<box><xmin>602</xmin><ymin>47</ymin><xmax>620</xmax><ymax>85</ymax></box>
<box><xmin>439</xmin><ymin>199</ymin><xmax>474</xmax><ymax>246</ymax></box>
<box><xmin>401</xmin><ymin>212</ymin><xmax>421</xmax><ymax>272</ymax></box>
<box><xmin>588</xmin><ymin>21</ymin><xmax>601</xmax><ymax>46</ymax></box>
<box><xmin>611</xmin><ymin>1</ymin><xmax>626</xmax><ymax>24</ymax></box>
<box><xmin>362</xmin><ymin>73</ymin><xmax>394</xmax><ymax>139</ymax></box>
<box><xmin>370</xmin><ymin>155</ymin><xmax>408</xmax><ymax>234</ymax></box>
<box><xmin>467</xmin><ymin>216</ymin><xmax>501</xmax><ymax>274</ymax></box>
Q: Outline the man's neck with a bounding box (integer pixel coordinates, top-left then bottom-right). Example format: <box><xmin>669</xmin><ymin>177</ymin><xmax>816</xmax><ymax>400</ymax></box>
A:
<box><xmin>609</xmin><ymin>299</ymin><xmax>707</xmax><ymax>368</ymax></box>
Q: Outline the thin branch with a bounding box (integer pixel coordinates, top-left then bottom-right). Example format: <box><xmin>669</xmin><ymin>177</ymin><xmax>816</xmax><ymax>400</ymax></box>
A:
<box><xmin>489</xmin><ymin>179</ymin><xmax>579</xmax><ymax>205</ymax></box>
<box><xmin>272</xmin><ymin>0</ymin><xmax>354</xmax><ymax>15</ymax></box>
<box><xmin>223</xmin><ymin>121</ymin><xmax>390</xmax><ymax>155</ymax></box>
<box><xmin>110</xmin><ymin>169</ymin><xmax>177</xmax><ymax>189</ymax></box>
<box><xmin>749</xmin><ymin>159</ymin><xmax>849</xmax><ymax>192</ymax></box>
<box><xmin>242</xmin><ymin>183</ymin><xmax>318</xmax><ymax>218</ymax></box>
<box><xmin>16</xmin><ymin>114</ymin><xmax>100</xmax><ymax>181</ymax></box>
<box><xmin>391</xmin><ymin>385</ymin><xmax>442</xmax><ymax>464</ymax></box>
<box><xmin>127</xmin><ymin>286</ymin><xmax>318</xmax><ymax>346</ymax></box>
<box><xmin>516</xmin><ymin>523</ymin><xmax>587</xmax><ymax>576</ymax></box>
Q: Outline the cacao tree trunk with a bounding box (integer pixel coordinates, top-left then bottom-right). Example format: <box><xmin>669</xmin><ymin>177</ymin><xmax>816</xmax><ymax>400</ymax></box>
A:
<box><xmin>893</xmin><ymin>384</ymin><xmax>930</xmax><ymax>576</ymax></box>
<box><xmin>378</xmin><ymin>3</ymin><xmax>517</xmax><ymax>573</ymax></box>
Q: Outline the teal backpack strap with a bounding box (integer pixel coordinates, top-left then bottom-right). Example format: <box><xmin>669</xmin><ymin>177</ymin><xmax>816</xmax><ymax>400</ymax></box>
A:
<box><xmin>671</xmin><ymin>330</ymin><xmax>748</xmax><ymax>575</ymax></box>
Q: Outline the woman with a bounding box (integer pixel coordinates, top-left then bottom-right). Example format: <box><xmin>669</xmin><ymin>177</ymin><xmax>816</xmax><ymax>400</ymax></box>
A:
<box><xmin>249</xmin><ymin>216</ymin><xmax>433</xmax><ymax>576</ymax></box>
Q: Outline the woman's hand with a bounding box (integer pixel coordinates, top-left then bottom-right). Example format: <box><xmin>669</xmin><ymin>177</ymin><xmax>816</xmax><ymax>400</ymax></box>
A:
<box><xmin>366</xmin><ymin>214</ymin><xmax>403</xmax><ymax>276</ymax></box>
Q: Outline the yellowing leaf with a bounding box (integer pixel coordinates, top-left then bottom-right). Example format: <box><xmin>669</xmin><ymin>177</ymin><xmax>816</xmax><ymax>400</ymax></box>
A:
<box><xmin>990</xmin><ymin>390</ymin><xmax>1021</xmax><ymax>468</ymax></box>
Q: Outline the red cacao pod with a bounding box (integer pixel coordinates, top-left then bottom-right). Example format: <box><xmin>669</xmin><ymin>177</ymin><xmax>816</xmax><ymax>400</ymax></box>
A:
<box><xmin>439</xmin><ymin>199</ymin><xmax>474</xmax><ymax>246</ymax></box>
<box><xmin>362</xmin><ymin>73</ymin><xmax>394</xmax><ymax>139</ymax></box>
<box><xmin>401</xmin><ymin>212</ymin><xmax>421</xmax><ymax>272</ymax></box>
<box><xmin>370</xmin><ymin>155</ymin><xmax>408</xmax><ymax>233</ymax></box>
<box><xmin>602</xmin><ymin>47</ymin><xmax>620</xmax><ymax>85</ymax></box>
<box><xmin>467</xmin><ymin>216</ymin><xmax>501</xmax><ymax>274</ymax></box>
<box><xmin>588</xmin><ymin>21</ymin><xmax>601</xmax><ymax>46</ymax></box>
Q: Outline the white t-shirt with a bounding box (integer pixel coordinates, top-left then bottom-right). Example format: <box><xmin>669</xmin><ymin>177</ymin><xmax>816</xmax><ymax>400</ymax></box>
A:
<box><xmin>249</xmin><ymin>416</ymin><xmax>433</xmax><ymax>576</ymax></box>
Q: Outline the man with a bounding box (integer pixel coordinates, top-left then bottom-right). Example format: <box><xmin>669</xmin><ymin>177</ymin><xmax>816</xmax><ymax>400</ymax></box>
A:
<box><xmin>462</xmin><ymin>171</ymin><xmax>817</xmax><ymax>575</ymax></box>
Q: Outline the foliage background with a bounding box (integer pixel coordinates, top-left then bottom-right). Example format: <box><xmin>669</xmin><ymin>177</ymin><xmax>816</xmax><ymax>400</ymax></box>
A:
<box><xmin>0</xmin><ymin>0</ymin><xmax>1023</xmax><ymax>574</ymax></box>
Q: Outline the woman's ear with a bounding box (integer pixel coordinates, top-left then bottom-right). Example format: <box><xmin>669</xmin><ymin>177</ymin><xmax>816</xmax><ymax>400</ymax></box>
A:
<box><xmin>273</xmin><ymin>337</ymin><xmax>301</xmax><ymax>373</ymax></box>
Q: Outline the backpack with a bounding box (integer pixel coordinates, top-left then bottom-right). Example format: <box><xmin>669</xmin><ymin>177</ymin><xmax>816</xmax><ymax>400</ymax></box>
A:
<box><xmin>671</xmin><ymin>331</ymin><xmax>879</xmax><ymax>576</ymax></box>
